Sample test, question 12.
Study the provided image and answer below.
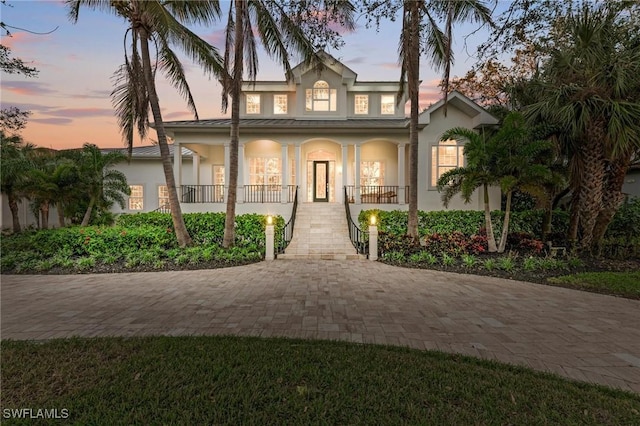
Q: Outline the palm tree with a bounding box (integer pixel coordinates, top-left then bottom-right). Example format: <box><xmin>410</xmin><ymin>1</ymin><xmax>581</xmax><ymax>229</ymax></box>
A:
<box><xmin>220</xmin><ymin>0</ymin><xmax>355</xmax><ymax>248</ymax></box>
<box><xmin>75</xmin><ymin>144</ymin><xmax>130</xmax><ymax>227</ymax></box>
<box><xmin>68</xmin><ymin>0</ymin><xmax>226</xmax><ymax>247</ymax></box>
<box><xmin>526</xmin><ymin>2</ymin><xmax>640</xmax><ymax>252</ymax></box>
<box><xmin>0</xmin><ymin>131</ymin><xmax>33</xmax><ymax>233</ymax></box>
<box><xmin>396</xmin><ymin>0</ymin><xmax>492</xmax><ymax>238</ymax></box>
<box><xmin>437</xmin><ymin>127</ymin><xmax>498</xmax><ymax>252</ymax></box>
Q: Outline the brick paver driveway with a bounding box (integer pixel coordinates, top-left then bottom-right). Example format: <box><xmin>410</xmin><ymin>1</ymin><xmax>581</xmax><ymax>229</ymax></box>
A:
<box><xmin>2</xmin><ymin>260</ymin><xmax>639</xmax><ymax>393</ymax></box>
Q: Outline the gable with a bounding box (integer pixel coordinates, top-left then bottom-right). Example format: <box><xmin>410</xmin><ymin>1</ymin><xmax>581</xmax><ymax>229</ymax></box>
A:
<box><xmin>419</xmin><ymin>91</ymin><xmax>498</xmax><ymax>129</ymax></box>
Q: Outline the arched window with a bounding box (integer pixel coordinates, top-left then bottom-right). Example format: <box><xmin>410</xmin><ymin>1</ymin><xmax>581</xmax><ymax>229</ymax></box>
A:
<box><xmin>306</xmin><ymin>80</ymin><xmax>337</xmax><ymax>112</ymax></box>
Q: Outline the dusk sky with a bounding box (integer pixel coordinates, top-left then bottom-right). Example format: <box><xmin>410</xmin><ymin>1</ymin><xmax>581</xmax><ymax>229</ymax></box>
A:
<box><xmin>1</xmin><ymin>0</ymin><xmax>498</xmax><ymax>150</ymax></box>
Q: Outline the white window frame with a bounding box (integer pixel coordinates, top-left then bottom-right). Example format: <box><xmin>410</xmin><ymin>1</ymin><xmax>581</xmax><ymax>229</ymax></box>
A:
<box><xmin>273</xmin><ymin>94</ymin><xmax>288</xmax><ymax>115</ymax></box>
<box><xmin>129</xmin><ymin>185</ymin><xmax>144</xmax><ymax>210</ymax></box>
<box><xmin>158</xmin><ymin>185</ymin><xmax>169</xmax><ymax>208</ymax></box>
<box><xmin>430</xmin><ymin>139</ymin><xmax>465</xmax><ymax>188</ymax></box>
<box><xmin>360</xmin><ymin>161</ymin><xmax>385</xmax><ymax>188</ymax></box>
<box><xmin>246</xmin><ymin>94</ymin><xmax>261</xmax><ymax>114</ymax></box>
<box><xmin>306</xmin><ymin>80</ymin><xmax>337</xmax><ymax>112</ymax></box>
<box><xmin>381</xmin><ymin>94</ymin><xmax>395</xmax><ymax>115</ymax></box>
<box><xmin>249</xmin><ymin>157</ymin><xmax>282</xmax><ymax>187</ymax></box>
<box><xmin>354</xmin><ymin>94</ymin><xmax>369</xmax><ymax>115</ymax></box>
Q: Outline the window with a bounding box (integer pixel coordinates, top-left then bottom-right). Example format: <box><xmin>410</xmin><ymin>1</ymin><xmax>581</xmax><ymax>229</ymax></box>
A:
<box><xmin>129</xmin><ymin>185</ymin><xmax>143</xmax><ymax>210</ymax></box>
<box><xmin>273</xmin><ymin>94</ymin><xmax>288</xmax><ymax>114</ymax></box>
<box><xmin>306</xmin><ymin>80</ymin><xmax>337</xmax><ymax>112</ymax></box>
<box><xmin>158</xmin><ymin>185</ymin><xmax>169</xmax><ymax>208</ymax></box>
<box><xmin>354</xmin><ymin>95</ymin><xmax>368</xmax><ymax>114</ymax></box>
<box><xmin>249</xmin><ymin>158</ymin><xmax>281</xmax><ymax>186</ymax></box>
<box><xmin>431</xmin><ymin>139</ymin><xmax>465</xmax><ymax>187</ymax></box>
<box><xmin>213</xmin><ymin>165</ymin><xmax>225</xmax><ymax>202</ymax></box>
<box><xmin>360</xmin><ymin>161</ymin><xmax>385</xmax><ymax>187</ymax></box>
<box><xmin>381</xmin><ymin>94</ymin><xmax>395</xmax><ymax>115</ymax></box>
<box><xmin>246</xmin><ymin>94</ymin><xmax>260</xmax><ymax>114</ymax></box>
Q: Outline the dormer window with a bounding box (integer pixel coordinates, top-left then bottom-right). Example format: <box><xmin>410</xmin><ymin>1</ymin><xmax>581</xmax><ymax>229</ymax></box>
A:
<box><xmin>306</xmin><ymin>80</ymin><xmax>337</xmax><ymax>112</ymax></box>
<box><xmin>381</xmin><ymin>95</ymin><xmax>395</xmax><ymax>115</ymax></box>
<box><xmin>246</xmin><ymin>94</ymin><xmax>261</xmax><ymax>114</ymax></box>
<box><xmin>355</xmin><ymin>95</ymin><xmax>368</xmax><ymax>114</ymax></box>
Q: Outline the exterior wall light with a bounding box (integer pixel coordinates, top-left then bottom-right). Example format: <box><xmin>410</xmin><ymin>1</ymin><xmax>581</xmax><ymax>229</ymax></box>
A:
<box><xmin>267</xmin><ymin>215</ymin><xmax>273</xmax><ymax>225</ymax></box>
<box><xmin>370</xmin><ymin>215</ymin><xmax>377</xmax><ymax>226</ymax></box>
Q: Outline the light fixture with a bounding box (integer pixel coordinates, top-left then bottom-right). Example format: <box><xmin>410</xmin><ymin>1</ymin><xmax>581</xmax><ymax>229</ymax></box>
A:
<box><xmin>267</xmin><ymin>215</ymin><xmax>273</xmax><ymax>225</ymax></box>
<box><xmin>370</xmin><ymin>215</ymin><xmax>377</xmax><ymax>226</ymax></box>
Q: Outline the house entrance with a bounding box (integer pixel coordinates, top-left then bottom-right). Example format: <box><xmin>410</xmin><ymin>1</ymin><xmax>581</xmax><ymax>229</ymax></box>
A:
<box><xmin>313</xmin><ymin>161</ymin><xmax>329</xmax><ymax>202</ymax></box>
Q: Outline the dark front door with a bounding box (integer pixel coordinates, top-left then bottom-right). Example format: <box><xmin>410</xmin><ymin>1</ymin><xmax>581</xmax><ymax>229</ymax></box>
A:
<box><xmin>313</xmin><ymin>161</ymin><xmax>329</xmax><ymax>202</ymax></box>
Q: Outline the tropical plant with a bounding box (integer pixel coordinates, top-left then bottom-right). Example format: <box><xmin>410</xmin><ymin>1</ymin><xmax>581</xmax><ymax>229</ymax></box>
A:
<box><xmin>437</xmin><ymin>127</ymin><xmax>499</xmax><ymax>252</ymax></box>
<box><xmin>74</xmin><ymin>144</ymin><xmax>130</xmax><ymax>227</ymax></box>
<box><xmin>220</xmin><ymin>0</ymin><xmax>354</xmax><ymax>247</ymax></box>
<box><xmin>525</xmin><ymin>2</ymin><xmax>640</xmax><ymax>252</ymax></box>
<box><xmin>68</xmin><ymin>0</ymin><xmax>226</xmax><ymax>247</ymax></box>
<box><xmin>0</xmin><ymin>132</ymin><xmax>34</xmax><ymax>232</ymax></box>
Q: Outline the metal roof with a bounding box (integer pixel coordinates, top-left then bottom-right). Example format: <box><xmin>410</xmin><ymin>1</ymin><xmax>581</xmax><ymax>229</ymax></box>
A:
<box><xmin>162</xmin><ymin>118</ymin><xmax>412</xmax><ymax>130</ymax></box>
<box><xmin>102</xmin><ymin>144</ymin><xmax>193</xmax><ymax>158</ymax></box>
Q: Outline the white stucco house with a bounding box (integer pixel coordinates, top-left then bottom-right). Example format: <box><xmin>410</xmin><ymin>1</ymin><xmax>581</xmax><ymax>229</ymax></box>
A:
<box><xmin>1</xmin><ymin>53</ymin><xmax>500</xmax><ymax>230</ymax></box>
<box><xmin>114</xmin><ymin>52</ymin><xmax>499</xmax><ymax>219</ymax></box>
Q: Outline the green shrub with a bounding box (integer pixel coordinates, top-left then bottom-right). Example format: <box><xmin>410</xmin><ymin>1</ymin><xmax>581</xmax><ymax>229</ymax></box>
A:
<box><xmin>441</xmin><ymin>253</ymin><xmax>455</xmax><ymax>266</ymax></box>
<box><xmin>461</xmin><ymin>254</ymin><xmax>477</xmax><ymax>268</ymax></box>
<box><xmin>523</xmin><ymin>256</ymin><xmax>538</xmax><ymax>272</ymax></box>
<box><xmin>75</xmin><ymin>256</ymin><xmax>96</xmax><ymax>271</ymax></box>
<box><xmin>606</xmin><ymin>197</ymin><xmax>640</xmax><ymax>241</ymax></box>
<box><xmin>483</xmin><ymin>258</ymin><xmax>497</xmax><ymax>271</ymax></box>
<box><xmin>498</xmin><ymin>256</ymin><xmax>515</xmax><ymax>272</ymax></box>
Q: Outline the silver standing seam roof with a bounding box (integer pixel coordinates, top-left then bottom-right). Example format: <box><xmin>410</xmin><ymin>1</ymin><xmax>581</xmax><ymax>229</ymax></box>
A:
<box><xmin>101</xmin><ymin>144</ymin><xmax>193</xmax><ymax>158</ymax></box>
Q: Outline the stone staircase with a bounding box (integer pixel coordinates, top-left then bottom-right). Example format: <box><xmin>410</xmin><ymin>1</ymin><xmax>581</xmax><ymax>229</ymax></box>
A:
<box><xmin>278</xmin><ymin>202</ymin><xmax>366</xmax><ymax>260</ymax></box>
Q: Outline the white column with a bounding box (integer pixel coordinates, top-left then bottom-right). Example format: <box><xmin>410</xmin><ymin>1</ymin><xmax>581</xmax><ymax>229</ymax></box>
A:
<box><xmin>397</xmin><ymin>143</ymin><xmax>405</xmax><ymax>205</ymax></box>
<box><xmin>237</xmin><ymin>144</ymin><xmax>245</xmax><ymax>203</ymax></box>
<box><xmin>265</xmin><ymin>220</ymin><xmax>275</xmax><ymax>261</ymax></box>
<box><xmin>174</xmin><ymin>143</ymin><xmax>182</xmax><ymax>200</ymax></box>
<box><xmin>223</xmin><ymin>143</ymin><xmax>230</xmax><ymax>203</ymax></box>
<box><xmin>341</xmin><ymin>144</ymin><xmax>348</xmax><ymax>203</ymax></box>
<box><xmin>369</xmin><ymin>222</ymin><xmax>378</xmax><ymax>261</ymax></box>
<box><xmin>281</xmin><ymin>144</ymin><xmax>288</xmax><ymax>204</ymax></box>
<box><xmin>354</xmin><ymin>144</ymin><xmax>361</xmax><ymax>204</ymax></box>
<box><xmin>192</xmin><ymin>153</ymin><xmax>200</xmax><ymax>185</ymax></box>
<box><xmin>295</xmin><ymin>145</ymin><xmax>301</xmax><ymax>200</ymax></box>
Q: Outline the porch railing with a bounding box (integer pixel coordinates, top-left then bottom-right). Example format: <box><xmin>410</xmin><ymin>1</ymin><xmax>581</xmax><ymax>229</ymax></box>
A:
<box><xmin>181</xmin><ymin>185</ymin><xmax>224</xmax><ymax>203</ymax></box>
<box><xmin>345</xmin><ymin>185</ymin><xmax>407</xmax><ymax>204</ymax></box>
<box><xmin>153</xmin><ymin>203</ymin><xmax>171</xmax><ymax>213</ymax></box>
<box><xmin>344</xmin><ymin>187</ymin><xmax>368</xmax><ymax>256</ymax></box>
<box><xmin>276</xmin><ymin>186</ymin><xmax>298</xmax><ymax>255</ymax></box>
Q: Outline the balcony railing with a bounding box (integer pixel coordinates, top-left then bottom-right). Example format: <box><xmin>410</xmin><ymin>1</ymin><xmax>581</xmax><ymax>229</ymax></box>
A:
<box><xmin>181</xmin><ymin>185</ymin><xmax>224</xmax><ymax>203</ymax></box>
<box><xmin>345</xmin><ymin>185</ymin><xmax>407</xmax><ymax>204</ymax></box>
<box><xmin>180</xmin><ymin>185</ymin><xmax>297</xmax><ymax>203</ymax></box>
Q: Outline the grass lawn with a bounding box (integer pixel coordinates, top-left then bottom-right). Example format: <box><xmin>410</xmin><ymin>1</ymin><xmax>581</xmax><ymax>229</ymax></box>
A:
<box><xmin>548</xmin><ymin>271</ymin><xmax>640</xmax><ymax>299</ymax></box>
<box><xmin>2</xmin><ymin>336</ymin><xmax>639</xmax><ymax>424</ymax></box>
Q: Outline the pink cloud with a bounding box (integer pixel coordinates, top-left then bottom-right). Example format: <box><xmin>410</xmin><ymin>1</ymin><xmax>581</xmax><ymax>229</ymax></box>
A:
<box><xmin>202</xmin><ymin>29</ymin><xmax>226</xmax><ymax>47</ymax></box>
<box><xmin>47</xmin><ymin>107</ymin><xmax>115</xmax><ymax>118</ymax></box>
<box><xmin>163</xmin><ymin>111</ymin><xmax>192</xmax><ymax>120</ymax></box>
<box><xmin>2</xmin><ymin>81</ymin><xmax>57</xmax><ymax>96</ymax></box>
<box><xmin>29</xmin><ymin>117</ymin><xmax>73</xmax><ymax>125</ymax></box>
<box><xmin>377</xmin><ymin>62</ymin><xmax>400</xmax><ymax>70</ymax></box>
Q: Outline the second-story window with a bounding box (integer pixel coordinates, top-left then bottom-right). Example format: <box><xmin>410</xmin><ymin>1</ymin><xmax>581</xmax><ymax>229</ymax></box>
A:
<box><xmin>381</xmin><ymin>94</ymin><xmax>395</xmax><ymax>115</ymax></box>
<box><xmin>306</xmin><ymin>80</ymin><xmax>337</xmax><ymax>112</ymax></box>
<box><xmin>273</xmin><ymin>94</ymin><xmax>288</xmax><ymax>114</ymax></box>
<box><xmin>246</xmin><ymin>94</ymin><xmax>261</xmax><ymax>114</ymax></box>
<box><xmin>354</xmin><ymin>94</ymin><xmax>368</xmax><ymax>114</ymax></box>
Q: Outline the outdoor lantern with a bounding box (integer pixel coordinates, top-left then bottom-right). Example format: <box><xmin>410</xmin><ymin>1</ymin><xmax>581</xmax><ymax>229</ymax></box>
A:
<box><xmin>370</xmin><ymin>215</ymin><xmax>377</xmax><ymax>226</ymax></box>
<box><xmin>267</xmin><ymin>215</ymin><xmax>273</xmax><ymax>225</ymax></box>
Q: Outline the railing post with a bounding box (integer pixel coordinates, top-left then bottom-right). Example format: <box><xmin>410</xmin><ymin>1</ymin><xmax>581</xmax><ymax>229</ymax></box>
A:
<box><xmin>369</xmin><ymin>218</ymin><xmax>378</xmax><ymax>261</ymax></box>
<box><xmin>265</xmin><ymin>218</ymin><xmax>275</xmax><ymax>261</ymax></box>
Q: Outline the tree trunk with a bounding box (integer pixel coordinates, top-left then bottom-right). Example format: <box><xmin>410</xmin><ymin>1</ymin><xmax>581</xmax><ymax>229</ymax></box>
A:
<box><xmin>406</xmin><ymin>0</ymin><xmax>420</xmax><ymax>239</ymax></box>
<box><xmin>577</xmin><ymin>126</ymin><xmax>606</xmax><ymax>251</ymax></box>
<box><xmin>484</xmin><ymin>184</ymin><xmax>498</xmax><ymax>252</ymax></box>
<box><xmin>58</xmin><ymin>202</ymin><xmax>66</xmax><ymax>228</ymax></box>
<box><xmin>81</xmin><ymin>197</ymin><xmax>95</xmax><ymax>227</ymax></box>
<box><xmin>592</xmin><ymin>155</ymin><xmax>630</xmax><ymax>248</ymax></box>
<box><xmin>223</xmin><ymin>0</ymin><xmax>245</xmax><ymax>249</ymax></box>
<box><xmin>542</xmin><ymin>196</ymin><xmax>553</xmax><ymax>243</ymax></box>
<box><xmin>139</xmin><ymin>28</ymin><xmax>192</xmax><ymax>247</ymax></box>
<box><xmin>498</xmin><ymin>190</ymin><xmax>512</xmax><ymax>253</ymax></box>
<box><xmin>41</xmin><ymin>201</ymin><xmax>49</xmax><ymax>229</ymax></box>
<box><xmin>7</xmin><ymin>192</ymin><xmax>21</xmax><ymax>233</ymax></box>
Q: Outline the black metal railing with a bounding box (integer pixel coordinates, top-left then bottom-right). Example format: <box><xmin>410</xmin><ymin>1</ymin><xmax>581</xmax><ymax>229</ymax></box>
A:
<box><xmin>181</xmin><ymin>185</ymin><xmax>224</xmax><ymax>203</ymax></box>
<box><xmin>276</xmin><ymin>186</ymin><xmax>298</xmax><ymax>255</ymax></box>
<box><xmin>244</xmin><ymin>185</ymin><xmax>291</xmax><ymax>203</ymax></box>
<box><xmin>345</xmin><ymin>185</ymin><xmax>405</xmax><ymax>204</ymax></box>
<box><xmin>344</xmin><ymin>186</ymin><xmax>368</xmax><ymax>256</ymax></box>
<box><xmin>153</xmin><ymin>203</ymin><xmax>171</xmax><ymax>213</ymax></box>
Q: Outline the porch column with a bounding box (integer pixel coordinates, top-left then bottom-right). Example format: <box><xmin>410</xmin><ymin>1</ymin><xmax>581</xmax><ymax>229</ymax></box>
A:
<box><xmin>354</xmin><ymin>144</ymin><xmax>361</xmax><ymax>204</ymax></box>
<box><xmin>281</xmin><ymin>144</ymin><xmax>288</xmax><ymax>204</ymax></box>
<box><xmin>192</xmin><ymin>153</ymin><xmax>200</xmax><ymax>185</ymax></box>
<box><xmin>341</xmin><ymin>144</ymin><xmax>348</xmax><ymax>203</ymax></box>
<box><xmin>237</xmin><ymin>144</ymin><xmax>245</xmax><ymax>203</ymax></box>
<box><xmin>398</xmin><ymin>143</ymin><xmax>405</xmax><ymax>204</ymax></box>
<box><xmin>223</xmin><ymin>143</ymin><xmax>230</xmax><ymax>203</ymax></box>
<box><xmin>295</xmin><ymin>145</ymin><xmax>301</xmax><ymax>200</ymax></box>
<box><xmin>174</xmin><ymin>143</ymin><xmax>182</xmax><ymax>200</ymax></box>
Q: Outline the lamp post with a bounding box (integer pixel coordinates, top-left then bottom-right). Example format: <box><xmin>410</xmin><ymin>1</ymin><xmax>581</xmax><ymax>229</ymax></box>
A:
<box><xmin>265</xmin><ymin>215</ymin><xmax>275</xmax><ymax>261</ymax></box>
<box><xmin>369</xmin><ymin>215</ymin><xmax>378</xmax><ymax>261</ymax></box>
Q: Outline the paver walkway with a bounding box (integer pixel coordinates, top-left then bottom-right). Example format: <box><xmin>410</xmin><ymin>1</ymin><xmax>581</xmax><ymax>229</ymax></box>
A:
<box><xmin>2</xmin><ymin>260</ymin><xmax>639</xmax><ymax>393</ymax></box>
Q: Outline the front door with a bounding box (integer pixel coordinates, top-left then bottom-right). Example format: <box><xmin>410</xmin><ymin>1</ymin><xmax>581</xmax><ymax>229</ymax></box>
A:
<box><xmin>313</xmin><ymin>161</ymin><xmax>329</xmax><ymax>202</ymax></box>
